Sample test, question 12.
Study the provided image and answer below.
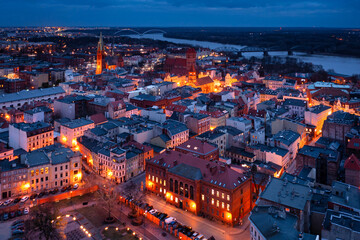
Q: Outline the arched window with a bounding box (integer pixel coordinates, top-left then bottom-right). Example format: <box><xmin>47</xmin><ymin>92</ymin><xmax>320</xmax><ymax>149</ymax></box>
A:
<box><xmin>179</xmin><ymin>182</ymin><xmax>183</xmax><ymax>196</ymax></box>
<box><xmin>185</xmin><ymin>184</ymin><xmax>189</xmax><ymax>198</ymax></box>
<box><xmin>190</xmin><ymin>186</ymin><xmax>194</xmax><ymax>200</ymax></box>
<box><xmin>174</xmin><ymin>180</ymin><xmax>178</xmax><ymax>194</ymax></box>
<box><xmin>170</xmin><ymin>178</ymin><xmax>173</xmax><ymax>192</ymax></box>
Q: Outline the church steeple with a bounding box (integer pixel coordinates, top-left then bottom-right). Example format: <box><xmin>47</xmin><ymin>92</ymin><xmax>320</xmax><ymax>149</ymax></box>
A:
<box><xmin>96</xmin><ymin>32</ymin><xmax>105</xmax><ymax>75</ymax></box>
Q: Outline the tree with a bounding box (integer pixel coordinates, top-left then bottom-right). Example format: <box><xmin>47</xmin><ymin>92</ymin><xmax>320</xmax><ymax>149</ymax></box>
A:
<box><xmin>27</xmin><ymin>203</ymin><xmax>65</xmax><ymax>240</ymax></box>
<box><xmin>97</xmin><ymin>182</ymin><xmax>119</xmax><ymax>222</ymax></box>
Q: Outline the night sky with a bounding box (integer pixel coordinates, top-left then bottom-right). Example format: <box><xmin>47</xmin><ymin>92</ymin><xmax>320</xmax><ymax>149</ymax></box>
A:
<box><xmin>2</xmin><ymin>0</ymin><xmax>360</xmax><ymax>27</ymax></box>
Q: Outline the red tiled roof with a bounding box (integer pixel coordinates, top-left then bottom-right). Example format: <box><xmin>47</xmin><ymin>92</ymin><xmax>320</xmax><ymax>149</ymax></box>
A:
<box><xmin>195</xmin><ymin>76</ymin><xmax>213</xmax><ymax>86</ymax></box>
<box><xmin>344</xmin><ymin>154</ymin><xmax>360</xmax><ymax>171</ymax></box>
<box><xmin>166</xmin><ymin>104</ymin><xmax>187</xmax><ymax>113</ymax></box>
<box><xmin>89</xmin><ymin>113</ymin><xmax>107</xmax><ymax>125</ymax></box>
<box><xmin>148</xmin><ymin>150</ymin><xmax>248</xmax><ymax>190</ymax></box>
<box><xmin>199</xmin><ymin>110</ymin><xmax>226</xmax><ymax>118</ymax></box>
<box><xmin>176</xmin><ymin>138</ymin><xmax>217</xmax><ymax>156</ymax></box>
<box><xmin>248</xmin><ymin>108</ymin><xmax>267</xmax><ymax>118</ymax></box>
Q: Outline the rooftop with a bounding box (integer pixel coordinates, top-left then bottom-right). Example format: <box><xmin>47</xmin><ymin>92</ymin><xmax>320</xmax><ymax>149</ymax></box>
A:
<box><xmin>62</xmin><ymin>118</ymin><xmax>94</xmax><ymax>129</ymax></box>
<box><xmin>0</xmin><ymin>87</ymin><xmax>65</xmax><ymax>104</ymax></box>
<box><xmin>176</xmin><ymin>138</ymin><xmax>218</xmax><ymax>156</ymax></box>
<box><xmin>260</xmin><ymin>177</ymin><xmax>311</xmax><ymax>210</ymax></box>
<box><xmin>11</xmin><ymin>121</ymin><xmax>52</xmax><ymax>132</ymax></box>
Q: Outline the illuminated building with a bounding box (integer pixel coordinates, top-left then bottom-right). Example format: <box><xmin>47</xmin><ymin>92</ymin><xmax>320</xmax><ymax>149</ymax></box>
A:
<box><xmin>146</xmin><ymin>150</ymin><xmax>252</xmax><ymax>226</ymax></box>
<box><xmin>9</xmin><ymin>122</ymin><xmax>54</xmax><ymax>152</ymax></box>
<box><xmin>96</xmin><ymin>32</ymin><xmax>105</xmax><ymax>75</ymax></box>
<box><xmin>60</xmin><ymin>118</ymin><xmax>94</xmax><ymax>148</ymax></box>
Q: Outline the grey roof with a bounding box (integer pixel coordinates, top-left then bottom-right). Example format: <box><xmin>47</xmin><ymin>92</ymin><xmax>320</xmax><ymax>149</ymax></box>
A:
<box><xmin>283</xmin><ymin>99</ymin><xmax>307</xmax><ymax>107</ymax></box>
<box><xmin>249</xmin><ymin>206</ymin><xmax>317</xmax><ymax>240</ymax></box>
<box><xmin>197</xmin><ymin>130</ymin><xmax>226</xmax><ymax>140</ymax></box>
<box><xmin>260</xmin><ymin>177</ymin><xmax>311</xmax><ymax>210</ymax></box>
<box><xmin>62</xmin><ymin>118</ymin><xmax>93</xmax><ymax>129</ymax></box>
<box><xmin>90</xmin><ymin>127</ymin><xmax>107</xmax><ymax>136</ymax></box>
<box><xmin>298</xmin><ymin>145</ymin><xmax>338</xmax><ymax>162</ymax></box>
<box><xmin>163</xmin><ymin>120</ymin><xmax>188</xmax><ymax>136</ymax></box>
<box><xmin>0</xmin><ymin>158</ymin><xmax>27</xmax><ymax>172</ymax></box>
<box><xmin>24</xmin><ymin>145</ymin><xmax>75</xmax><ymax>167</ymax></box>
<box><xmin>330</xmin><ymin>181</ymin><xmax>360</xmax><ymax>211</ymax></box>
<box><xmin>50</xmin><ymin>147</ymin><xmax>74</xmax><ymax>165</ymax></box>
<box><xmin>168</xmin><ymin>163</ymin><xmax>203</xmax><ymax>180</ymax></box>
<box><xmin>24</xmin><ymin>106</ymin><xmax>53</xmax><ymax>115</ymax></box>
<box><xmin>323</xmin><ymin>209</ymin><xmax>360</xmax><ymax>232</ymax></box>
<box><xmin>251</xmin><ymin>144</ymin><xmax>289</xmax><ymax>157</ymax></box>
<box><xmin>272</xmin><ymin>130</ymin><xmax>300</xmax><ymax>146</ymax></box>
<box><xmin>25</xmin><ymin>151</ymin><xmax>50</xmax><ymax>167</ymax></box>
<box><xmin>12</xmin><ymin>121</ymin><xmax>52</xmax><ymax>132</ymax></box>
<box><xmin>226</xmin><ymin>146</ymin><xmax>255</xmax><ymax>159</ymax></box>
<box><xmin>0</xmin><ymin>87</ymin><xmax>65</xmax><ymax>103</ymax></box>
<box><xmin>307</xmin><ymin>104</ymin><xmax>331</xmax><ymax>114</ymax></box>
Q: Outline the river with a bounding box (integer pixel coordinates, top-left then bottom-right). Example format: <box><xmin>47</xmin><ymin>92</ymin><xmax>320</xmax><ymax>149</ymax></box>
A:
<box><xmin>128</xmin><ymin>33</ymin><xmax>360</xmax><ymax>75</ymax></box>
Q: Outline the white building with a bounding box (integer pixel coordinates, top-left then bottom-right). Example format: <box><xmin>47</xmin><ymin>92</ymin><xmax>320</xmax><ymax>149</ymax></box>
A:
<box><xmin>9</xmin><ymin>122</ymin><xmax>54</xmax><ymax>152</ymax></box>
<box><xmin>60</xmin><ymin>119</ymin><xmax>95</xmax><ymax>148</ymax></box>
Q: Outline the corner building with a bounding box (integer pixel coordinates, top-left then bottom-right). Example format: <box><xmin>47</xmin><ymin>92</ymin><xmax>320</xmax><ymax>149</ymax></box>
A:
<box><xmin>145</xmin><ymin>150</ymin><xmax>252</xmax><ymax>225</ymax></box>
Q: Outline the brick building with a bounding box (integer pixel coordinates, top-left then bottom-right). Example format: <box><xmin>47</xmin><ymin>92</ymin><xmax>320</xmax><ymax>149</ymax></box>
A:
<box><xmin>145</xmin><ymin>150</ymin><xmax>252</xmax><ymax>225</ymax></box>
<box><xmin>175</xmin><ymin>138</ymin><xmax>219</xmax><ymax>161</ymax></box>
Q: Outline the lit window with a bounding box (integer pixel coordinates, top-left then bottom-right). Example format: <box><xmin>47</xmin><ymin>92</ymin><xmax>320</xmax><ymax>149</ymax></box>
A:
<box><xmin>211</xmin><ymin>198</ymin><xmax>214</xmax><ymax>205</ymax></box>
<box><xmin>160</xmin><ymin>188</ymin><xmax>162</xmax><ymax>193</ymax></box>
<box><xmin>156</xmin><ymin>177</ymin><xmax>158</xmax><ymax>183</ymax></box>
<box><xmin>148</xmin><ymin>174</ymin><xmax>151</xmax><ymax>180</ymax></box>
<box><xmin>212</xmin><ymin>189</ymin><xmax>214</xmax><ymax>195</ymax></box>
<box><xmin>31</xmin><ymin>170</ymin><xmax>34</xmax><ymax>177</ymax></box>
<box><xmin>216</xmin><ymin>191</ymin><xmax>219</xmax><ymax>197</ymax></box>
<box><xmin>36</xmin><ymin>169</ymin><xmax>39</xmax><ymax>175</ymax></box>
<box><xmin>45</xmin><ymin>167</ymin><xmax>48</xmax><ymax>174</ymax></box>
<box><xmin>175</xmin><ymin>197</ymin><xmax>178</xmax><ymax>203</ymax></box>
<box><xmin>201</xmin><ymin>194</ymin><xmax>205</xmax><ymax>201</ymax></box>
<box><xmin>216</xmin><ymin>200</ymin><xmax>219</xmax><ymax>207</ymax></box>
<box><xmin>164</xmin><ymin>180</ymin><xmax>166</xmax><ymax>186</ymax></box>
<box><xmin>227</xmin><ymin>204</ymin><xmax>230</xmax><ymax>211</ymax></box>
<box><xmin>40</xmin><ymin>168</ymin><xmax>44</xmax><ymax>174</ymax></box>
<box><xmin>227</xmin><ymin>194</ymin><xmax>230</xmax><ymax>201</ymax></box>
<box><xmin>152</xmin><ymin>176</ymin><xmax>154</xmax><ymax>181</ymax></box>
<box><xmin>222</xmin><ymin>202</ymin><xmax>225</xmax><ymax>209</ymax></box>
<box><xmin>222</xmin><ymin>192</ymin><xmax>225</xmax><ymax>199</ymax></box>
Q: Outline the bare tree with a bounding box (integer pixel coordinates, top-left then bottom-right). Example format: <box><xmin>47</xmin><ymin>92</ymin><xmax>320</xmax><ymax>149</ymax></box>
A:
<box><xmin>96</xmin><ymin>182</ymin><xmax>119</xmax><ymax>221</ymax></box>
<box><xmin>27</xmin><ymin>203</ymin><xmax>66</xmax><ymax>240</ymax></box>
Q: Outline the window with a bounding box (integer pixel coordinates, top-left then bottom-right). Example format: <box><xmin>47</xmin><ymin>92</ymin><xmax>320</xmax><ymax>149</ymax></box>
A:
<box><xmin>55</xmin><ymin>174</ymin><xmax>57</xmax><ymax>179</ymax></box>
<box><xmin>65</xmin><ymin>165</ymin><xmax>68</xmax><ymax>169</ymax></box>
<box><xmin>60</xmin><ymin>166</ymin><xmax>63</xmax><ymax>171</ymax></box>
<box><xmin>148</xmin><ymin>174</ymin><xmax>151</xmax><ymax>180</ymax></box>
<box><xmin>227</xmin><ymin>194</ymin><xmax>230</xmax><ymax>201</ymax></box>
<box><xmin>36</xmin><ymin>169</ymin><xmax>39</xmax><ymax>175</ymax></box>
<box><xmin>222</xmin><ymin>202</ymin><xmax>225</xmax><ymax>209</ymax></box>
<box><xmin>31</xmin><ymin>170</ymin><xmax>34</xmax><ymax>177</ymax></box>
<box><xmin>164</xmin><ymin>180</ymin><xmax>166</xmax><ymax>186</ymax></box>
<box><xmin>174</xmin><ymin>180</ymin><xmax>178</xmax><ymax>194</ymax></box>
<box><xmin>185</xmin><ymin>184</ymin><xmax>188</xmax><ymax>198</ymax></box>
<box><xmin>45</xmin><ymin>167</ymin><xmax>48</xmax><ymax>174</ymax></box>
<box><xmin>201</xmin><ymin>194</ymin><xmax>205</xmax><ymax>201</ymax></box>
<box><xmin>55</xmin><ymin>167</ymin><xmax>57</xmax><ymax>172</ymax></box>
<box><xmin>170</xmin><ymin>178</ymin><xmax>173</xmax><ymax>192</ymax></box>
<box><xmin>212</xmin><ymin>189</ymin><xmax>214</xmax><ymax>195</ymax></box>
<box><xmin>46</xmin><ymin>176</ymin><xmax>48</xmax><ymax>181</ymax></box>
<box><xmin>222</xmin><ymin>192</ymin><xmax>225</xmax><ymax>199</ymax></box>
<box><xmin>211</xmin><ymin>198</ymin><xmax>214</xmax><ymax>205</ymax></box>
<box><xmin>216</xmin><ymin>200</ymin><xmax>219</xmax><ymax>207</ymax></box>
<box><xmin>216</xmin><ymin>191</ymin><xmax>219</xmax><ymax>197</ymax></box>
<box><xmin>179</xmin><ymin>182</ymin><xmax>184</xmax><ymax>196</ymax></box>
<box><xmin>74</xmin><ymin>163</ymin><xmax>78</xmax><ymax>168</ymax></box>
<box><xmin>227</xmin><ymin>204</ymin><xmax>230</xmax><ymax>211</ymax></box>
<box><xmin>190</xmin><ymin>186</ymin><xmax>194</xmax><ymax>200</ymax></box>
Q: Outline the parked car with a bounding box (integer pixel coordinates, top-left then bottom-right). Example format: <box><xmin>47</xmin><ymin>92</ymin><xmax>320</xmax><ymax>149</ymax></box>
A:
<box><xmin>30</xmin><ymin>193</ymin><xmax>37</xmax><ymax>200</ymax></box>
<box><xmin>38</xmin><ymin>192</ymin><xmax>45</xmax><ymax>198</ymax></box>
<box><xmin>50</xmin><ymin>188</ymin><xmax>59</xmax><ymax>194</ymax></box>
<box><xmin>4</xmin><ymin>199</ymin><xmax>13</xmax><ymax>206</ymax></box>
<box><xmin>12</xmin><ymin>229</ymin><xmax>24</xmax><ymax>236</ymax></box>
<box><xmin>9</xmin><ymin>211</ymin><xmax>16</xmax><ymax>218</ymax></box>
<box><xmin>12</xmin><ymin>219</ymin><xmax>24</xmax><ymax>226</ymax></box>
<box><xmin>11</xmin><ymin>222</ymin><xmax>24</xmax><ymax>229</ymax></box>
<box><xmin>3</xmin><ymin>213</ymin><xmax>9</xmax><ymax>221</ymax></box>
<box><xmin>61</xmin><ymin>186</ymin><xmax>67</xmax><ymax>192</ymax></box>
<box><xmin>16</xmin><ymin>210</ymin><xmax>22</xmax><ymax>216</ymax></box>
<box><xmin>13</xmin><ymin>197</ymin><xmax>21</xmax><ymax>204</ymax></box>
<box><xmin>20</xmin><ymin>196</ymin><xmax>29</xmax><ymax>203</ymax></box>
<box><xmin>73</xmin><ymin>183</ymin><xmax>79</xmax><ymax>189</ymax></box>
<box><xmin>23</xmin><ymin>207</ymin><xmax>29</xmax><ymax>215</ymax></box>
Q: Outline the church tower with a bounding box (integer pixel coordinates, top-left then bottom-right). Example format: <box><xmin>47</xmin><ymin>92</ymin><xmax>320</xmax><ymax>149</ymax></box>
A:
<box><xmin>96</xmin><ymin>32</ymin><xmax>105</xmax><ymax>75</ymax></box>
<box><xmin>188</xmin><ymin>64</ymin><xmax>197</xmax><ymax>84</ymax></box>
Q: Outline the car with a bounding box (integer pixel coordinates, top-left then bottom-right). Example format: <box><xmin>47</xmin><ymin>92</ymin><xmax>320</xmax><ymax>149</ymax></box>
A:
<box><xmin>50</xmin><ymin>188</ymin><xmax>59</xmax><ymax>194</ymax></box>
<box><xmin>12</xmin><ymin>220</ymin><xmax>24</xmax><ymax>226</ymax></box>
<box><xmin>4</xmin><ymin>199</ymin><xmax>13</xmax><ymax>206</ymax></box>
<box><xmin>23</xmin><ymin>207</ymin><xmax>29</xmax><ymax>215</ymax></box>
<box><xmin>11</xmin><ymin>230</ymin><xmax>24</xmax><ymax>236</ymax></box>
<box><xmin>30</xmin><ymin>193</ymin><xmax>37</xmax><ymax>200</ymax></box>
<box><xmin>20</xmin><ymin>196</ymin><xmax>29</xmax><ymax>203</ymax></box>
<box><xmin>38</xmin><ymin>192</ymin><xmax>44</xmax><ymax>198</ymax></box>
<box><xmin>16</xmin><ymin>210</ymin><xmax>22</xmax><ymax>216</ymax></box>
<box><xmin>9</xmin><ymin>212</ymin><xmax>16</xmax><ymax>218</ymax></box>
<box><xmin>13</xmin><ymin>197</ymin><xmax>22</xmax><ymax>204</ymax></box>
<box><xmin>61</xmin><ymin>186</ymin><xmax>67</xmax><ymax>192</ymax></box>
<box><xmin>11</xmin><ymin>222</ymin><xmax>24</xmax><ymax>229</ymax></box>
<box><xmin>73</xmin><ymin>183</ymin><xmax>79</xmax><ymax>189</ymax></box>
<box><xmin>3</xmin><ymin>213</ymin><xmax>9</xmax><ymax>221</ymax></box>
